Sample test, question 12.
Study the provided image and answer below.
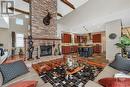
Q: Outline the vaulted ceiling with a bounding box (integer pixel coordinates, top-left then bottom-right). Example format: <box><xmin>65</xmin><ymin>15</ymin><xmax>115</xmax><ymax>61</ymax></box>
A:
<box><xmin>1</xmin><ymin>0</ymin><xmax>130</xmax><ymax>33</ymax></box>
<box><xmin>1</xmin><ymin>0</ymin><xmax>88</xmax><ymax>19</ymax></box>
<box><xmin>58</xmin><ymin>0</ymin><xmax>130</xmax><ymax>34</ymax></box>
<box><xmin>57</xmin><ymin>0</ymin><xmax>89</xmax><ymax>19</ymax></box>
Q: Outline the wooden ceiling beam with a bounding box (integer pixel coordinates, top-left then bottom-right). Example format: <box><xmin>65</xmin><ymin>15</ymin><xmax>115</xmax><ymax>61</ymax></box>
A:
<box><xmin>61</xmin><ymin>0</ymin><xmax>75</xmax><ymax>9</ymax></box>
<box><xmin>57</xmin><ymin>13</ymin><xmax>63</xmax><ymax>17</ymax></box>
<box><xmin>8</xmin><ymin>7</ymin><xmax>29</xmax><ymax>15</ymax></box>
<box><xmin>23</xmin><ymin>0</ymin><xmax>31</xmax><ymax>3</ymax></box>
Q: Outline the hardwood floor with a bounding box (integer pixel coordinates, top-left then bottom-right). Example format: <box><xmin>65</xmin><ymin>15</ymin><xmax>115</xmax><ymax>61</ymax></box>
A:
<box><xmin>87</xmin><ymin>53</ymin><xmax>108</xmax><ymax>64</ymax></box>
<box><xmin>4</xmin><ymin>53</ymin><xmax>108</xmax><ymax>66</ymax></box>
<box><xmin>4</xmin><ymin>55</ymin><xmax>26</xmax><ymax>63</ymax></box>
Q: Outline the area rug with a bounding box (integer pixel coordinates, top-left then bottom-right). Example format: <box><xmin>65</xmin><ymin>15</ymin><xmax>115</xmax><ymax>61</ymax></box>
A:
<box><xmin>40</xmin><ymin>65</ymin><xmax>102</xmax><ymax>87</ymax></box>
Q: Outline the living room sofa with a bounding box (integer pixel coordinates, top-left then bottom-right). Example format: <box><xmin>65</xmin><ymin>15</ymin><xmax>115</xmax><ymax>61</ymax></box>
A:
<box><xmin>85</xmin><ymin>65</ymin><xmax>121</xmax><ymax>87</ymax></box>
<box><xmin>1</xmin><ymin>67</ymin><xmax>53</xmax><ymax>87</ymax></box>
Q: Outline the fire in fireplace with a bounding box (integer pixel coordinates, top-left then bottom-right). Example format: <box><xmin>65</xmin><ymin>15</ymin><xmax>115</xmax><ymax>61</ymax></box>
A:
<box><xmin>40</xmin><ymin>45</ymin><xmax>52</xmax><ymax>57</ymax></box>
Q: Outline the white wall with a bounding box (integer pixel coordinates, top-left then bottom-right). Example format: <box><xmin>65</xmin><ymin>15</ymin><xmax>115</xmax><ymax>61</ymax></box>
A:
<box><xmin>105</xmin><ymin>20</ymin><xmax>121</xmax><ymax>61</ymax></box>
<box><xmin>57</xmin><ymin>23</ymin><xmax>72</xmax><ymax>38</ymax></box>
<box><xmin>0</xmin><ymin>29</ymin><xmax>11</xmax><ymax>49</ymax></box>
<box><xmin>0</xmin><ymin>14</ymin><xmax>28</xmax><ymax>51</ymax></box>
<box><xmin>102</xmin><ymin>32</ymin><xmax>106</xmax><ymax>53</ymax></box>
<box><xmin>9</xmin><ymin>15</ymin><xmax>28</xmax><ymax>37</ymax></box>
<box><xmin>57</xmin><ymin>23</ymin><xmax>63</xmax><ymax>38</ymax></box>
<box><xmin>0</xmin><ymin>17</ymin><xmax>9</xmax><ymax>29</ymax></box>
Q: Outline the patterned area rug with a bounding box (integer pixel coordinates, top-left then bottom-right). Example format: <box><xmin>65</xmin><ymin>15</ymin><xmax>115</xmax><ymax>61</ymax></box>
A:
<box><xmin>40</xmin><ymin>65</ymin><xmax>102</xmax><ymax>87</ymax></box>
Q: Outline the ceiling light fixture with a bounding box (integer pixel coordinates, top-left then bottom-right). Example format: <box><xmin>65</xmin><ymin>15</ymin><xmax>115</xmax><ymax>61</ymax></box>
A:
<box><xmin>83</xmin><ymin>26</ymin><xmax>88</xmax><ymax>31</ymax></box>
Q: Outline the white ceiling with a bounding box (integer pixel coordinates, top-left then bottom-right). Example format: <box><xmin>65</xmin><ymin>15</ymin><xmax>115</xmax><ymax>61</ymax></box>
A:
<box><xmin>57</xmin><ymin>0</ymin><xmax>89</xmax><ymax>19</ymax></box>
<box><xmin>13</xmin><ymin>0</ymin><xmax>29</xmax><ymax>15</ymax></box>
<box><xmin>1</xmin><ymin>0</ymin><xmax>88</xmax><ymax>19</ymax></box>
<box><xmin>58</xmin><ymin>0</ymin><xmax>130</xmax><ymax>33</ymax></box>
<box><xmin>14</xmin><ymin>0</ymin><xmax>29</xmax><ymax>12</ymax></box>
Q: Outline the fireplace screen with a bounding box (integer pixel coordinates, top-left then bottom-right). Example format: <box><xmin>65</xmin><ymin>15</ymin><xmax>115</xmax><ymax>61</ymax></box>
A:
<box><xmin>40</xmin><ymin>45</ymin><xmax>52</xmax><ymax>57</ymax></box>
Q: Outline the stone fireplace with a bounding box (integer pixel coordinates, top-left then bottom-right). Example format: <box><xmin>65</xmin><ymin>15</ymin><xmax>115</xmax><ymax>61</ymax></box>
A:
<box><xmin>39</xmin><ymin>45</ymin><xmax>52</xmax><ymax>57</ymax></box>
<box><xmin>25</xmin><ymin>0</ymin><xmax>61</xmax><ymax>59</ymax></box>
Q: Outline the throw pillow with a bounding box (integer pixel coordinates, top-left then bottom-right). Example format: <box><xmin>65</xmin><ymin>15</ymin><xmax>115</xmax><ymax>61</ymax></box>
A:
<box><xmin>109</xmin><ymin>53</ymin><xmax>130</xmax><ymax>72</ymax></box>
<box><xmin>0</xmin><ymin>60</ymin><xmax>29</xmax><ymax>84</ymax></box>
<box><xmin>99</xmin><ymin>78</ymin><xmax>130</xmax><ymax>87</ymax></box>
<box><xmin>0</xmin><ymin>72</ymin><xmax>3</xmax><ymax>87</ymax></box>
<box><xmin>8</xmin><ymin>80</ymin><xmax>37</xmax><ymax>87</ymax></box>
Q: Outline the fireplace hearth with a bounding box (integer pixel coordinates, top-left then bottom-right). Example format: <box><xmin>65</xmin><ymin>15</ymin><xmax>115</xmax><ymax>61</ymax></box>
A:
<box><xmin>40</xmin><ymin>45</ymin><xmax>52</xmax><ymax>57</ymax></box>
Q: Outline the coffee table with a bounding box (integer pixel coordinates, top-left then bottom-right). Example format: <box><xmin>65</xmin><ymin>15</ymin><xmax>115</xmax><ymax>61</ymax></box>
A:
<box><xmin>32</xmin><ymin>57</ymin><xmax>106</xmax><ymax>74</ymax></box>
<box><xmin>66</xmin><ymin>66</ymin><xmax>84</xmax><ymax>75</ymax></box>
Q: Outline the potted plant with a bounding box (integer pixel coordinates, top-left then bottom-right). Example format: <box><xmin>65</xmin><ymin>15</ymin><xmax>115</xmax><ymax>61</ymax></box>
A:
<box><xmin>115</xmin><ymin>35</ymin><xmax>130</xmax><ymax>57</ymax></box>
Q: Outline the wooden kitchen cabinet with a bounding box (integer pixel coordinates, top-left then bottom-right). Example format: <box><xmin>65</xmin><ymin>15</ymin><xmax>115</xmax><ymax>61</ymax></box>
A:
<box><xmin>62</xmin><ymin>46</ymin><xmax>78</xmax><ymax>54</ymax></box>
<box><xmin>62</xmin><ymin>33</ymin><xmax>71</xmax><ymax>43</ymax></box>
<box><xmin>92</xmin><ymin>34</ymin><xmax>101</xmax><ymax>43</ymax></box>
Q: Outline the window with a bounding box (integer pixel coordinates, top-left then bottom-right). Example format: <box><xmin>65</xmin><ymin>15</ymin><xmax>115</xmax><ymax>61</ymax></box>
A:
<box><xmin>16</xmin><ymin>33</ymin><xmax>24</xmax><ymax>47</ymax></box>
<box><xmin>16</xmin><ymin>18</ymin><xmax>24</xmax><ymax>25</ymax></box>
